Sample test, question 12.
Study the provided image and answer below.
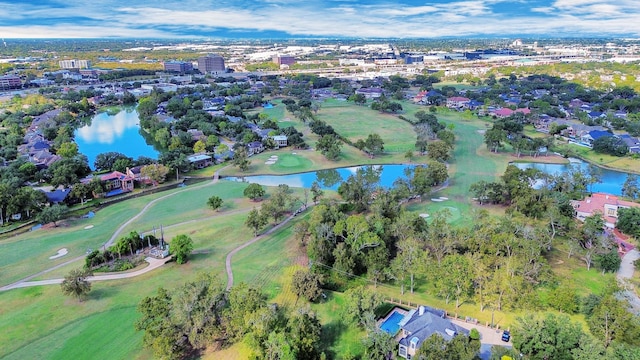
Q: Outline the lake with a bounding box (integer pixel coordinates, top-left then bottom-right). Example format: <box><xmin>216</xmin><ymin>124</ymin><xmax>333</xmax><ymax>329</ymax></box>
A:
<box><xmin>514</xmin><ymin>160</ymin><xmax>638</xmax><ymax>196</ymax></box>
<box><xmin>75</xmin><ymin>107</ymin><xmax>159</xmax><ymax>169</ymax></box>
<box><xmin>224</xmin><ymin>164</ymin><xmax>413</xmax><ymax>190</ymax></box>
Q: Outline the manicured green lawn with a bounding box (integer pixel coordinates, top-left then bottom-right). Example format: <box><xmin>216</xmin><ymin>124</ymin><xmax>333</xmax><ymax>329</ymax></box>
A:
<box><xmin>317</xmin><ymin>99</ymin><xmax>417</xmax><ymax>153</ymax></box>
<box><xmin>311</xmin><ymin>291</ymin><xmax>366</xmax><ymax>359</ymax></box>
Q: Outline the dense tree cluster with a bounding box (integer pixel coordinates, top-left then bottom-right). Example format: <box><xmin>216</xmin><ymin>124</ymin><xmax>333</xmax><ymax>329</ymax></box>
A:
<box><xmin>135</xmin><ymin>275</ymin><xmax>324</xmax><ymax>360</ymax></box>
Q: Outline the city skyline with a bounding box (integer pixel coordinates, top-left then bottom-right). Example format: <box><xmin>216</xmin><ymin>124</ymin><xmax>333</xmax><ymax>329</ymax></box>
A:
<box><xmin>1</xmin><ymin>0</ymin><xmax>639</xmax><ymax>39</ymax></box>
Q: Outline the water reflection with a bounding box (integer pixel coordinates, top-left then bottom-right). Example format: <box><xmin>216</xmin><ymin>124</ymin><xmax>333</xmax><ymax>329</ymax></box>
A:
<box><xmin>75</xmin><ymin>107</ymin><xmax>159</xmax><ymax>169</ymax></box>
<box><xmin>225</xmin><ymin>164</ymin><xmax>412</xmax><ymax>190</ymax></box>
<box><xmin>76</xmin><ymin>108</ymin><xmax>138</xmax><ymax>144</ymax></box>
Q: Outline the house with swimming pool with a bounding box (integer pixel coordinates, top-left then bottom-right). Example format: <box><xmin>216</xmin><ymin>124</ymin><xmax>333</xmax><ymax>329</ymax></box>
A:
<box><xmin>379</xmin><ymin>305</ymin><xmax>469</xmax><ymax>359</ymax></box>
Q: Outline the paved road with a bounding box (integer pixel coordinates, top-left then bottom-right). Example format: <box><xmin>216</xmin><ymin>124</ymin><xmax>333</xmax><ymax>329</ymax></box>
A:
<box><xmin>618</xmin><ymin>249</ymin><xmax>639</xmax><ymax>280</ymax></box>
<box><xmin>617</xmin><ymin>249</ymin><xmax>640</xmax><ymax>315</ymax></box>
<box><xmin>0</xmin><ymin>256</ymin><xmax>171</xmax><ymax>291</ymax></box>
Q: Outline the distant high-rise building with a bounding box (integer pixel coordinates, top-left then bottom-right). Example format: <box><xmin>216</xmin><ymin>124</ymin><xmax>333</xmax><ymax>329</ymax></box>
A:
<box><xmin>58</xmin><ymin>59</ymin><xmax>91</xmax><ymax>69</ymax></box>
<box><xmin>404</xmin><ymin>55</ymin><xmax>424</xmax><ymax>64</ymax></box>
<box><xmin>197</xmin><ymin>54</ymin><xmax>225</xmax><ymax>74</ymax></box>
<box><xmin>0</xmin><ymin>75</ymin><xmax>21</xmax><ymax>90</ymax></box>
<box><xmin>163</xmin><ymin>61</ymin><xmax>193</xmax><ymax>73</ymax></box>
<box><xmin>273</xmin><ymin>55</ymin><xmax>296</xmax><ymax>66</ymax></box>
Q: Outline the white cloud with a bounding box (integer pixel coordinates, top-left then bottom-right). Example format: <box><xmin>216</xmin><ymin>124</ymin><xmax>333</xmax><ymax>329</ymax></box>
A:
<box><xmin>1</xmin><ymin>1</ymin><xmax>640</xmax><ymax>38</ymax></box>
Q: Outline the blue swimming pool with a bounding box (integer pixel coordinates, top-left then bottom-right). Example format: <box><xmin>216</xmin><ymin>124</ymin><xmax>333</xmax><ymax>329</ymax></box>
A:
<box><xmin>380</xmin><ymin>310</ymin><xmax>405</xmax><ymax>335</ymax></box>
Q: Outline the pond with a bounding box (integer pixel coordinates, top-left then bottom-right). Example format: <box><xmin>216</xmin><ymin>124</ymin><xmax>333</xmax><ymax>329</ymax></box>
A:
<box><xmin>513</xmin><ymin>160</ymin><xmax>638</xmax><ymax>196</ymax></box>
<box><xmin>224</xmin><ymin>164</ymin><xmax>413</xmax><ymax>190</ymax></box>
<box><xmin>75</xmin><ymin>107</ymin><xmax>159</xmax><ymax>169</ymax></box>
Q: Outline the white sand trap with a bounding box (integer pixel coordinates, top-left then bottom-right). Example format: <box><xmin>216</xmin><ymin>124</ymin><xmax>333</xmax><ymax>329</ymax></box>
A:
<box><xmin>265</xmin><ymin>160</ymin><xmax>276</xmax><ymax>165</ymax></box>
<box><xmin>431</xmin><ymin>198</ymin><xmax>444</xmax><ymax>202</ymax></box>
<box><xmin>292</xmin><ymin>152</ymin><xmax>297</xmax><ymax>155</ymax></box>
<box><xmin>439</xmin><ymin>197</ymin><xmax>449</xmax><ymax>200</ymax></box>
<box><xmin>84</xmin><ymin>225</ymin><xmax>94</xmax><ymax>229</ymax></box>
<box><xmin>419</xmin><ymin>213</ymin><xmax>430</xmax><ymax>218</ymax></box>
<box><xmin>49</xmin><ymin>248</ymin><xmax>68</xmax><ymax>259</ymax></box>
<box><xmin>269</xmin><ymin>155</ymin><xmax>278</xmax><ymax>159</ymax></box>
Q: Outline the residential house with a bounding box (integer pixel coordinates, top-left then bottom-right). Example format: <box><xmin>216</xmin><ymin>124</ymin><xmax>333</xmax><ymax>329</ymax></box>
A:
<box><xmin>29</xmin><ymin>150</ymin><xmax>61</xmax><ymax>169</ymax></box>
<box><xmin>580</xmin><ymin>130</ymin><xmax>612</xmax><ymax>145</ymax></box>
<box><xmin>272</xmin><ymin>135</ymin><xmax>288</xmax><ymax>148</ymax></box>
<box><xmin>397</xmin><ymin>306</ymin><xmax>469</xmax><ymax>359</ymax></box>
<box><xmin>446</xmin><ymin>96</ymin><xmax>470</xmax><ymax>109</ymax></box>
<box><xmin>247</xmin><ymin>141</ymin><xmax>265</xmax><ymax>156</ymax></box>
<box><xmin>355</xmin><ymin>87</ymin><xmax>383</xmax><ymax>99</ymax></box>
<box><xmin>619</xmin><ymin>134</ymin><xmax>640</xmax><ymax>154</ymax></box>
<box><xmin>100</xmin><ymin>171</ymin><xmax>135</xmax><ymax>197</ymax></box>
<box><xmin>187</xmin><ymin>129</ymin><xmax>207</xmax><ymax>142</ymax></box>
<box><xmin>187</xmin><ymin>154</ymin><xmax>213</xmax><ymax>169</ymax></box>
<box><xmin>42</xmin><ymin>188</ymin><xmax>71</xmax><ymax>205</ymax></box>
<box><xmin>490</xmin><ymin>107</ymin><xmax>531</xmax><ymax>118</ymax></box>
<box><xmin>571</xmin><ymin>193</ymin><xmax>640</xmax><ymax>228</ymax></box>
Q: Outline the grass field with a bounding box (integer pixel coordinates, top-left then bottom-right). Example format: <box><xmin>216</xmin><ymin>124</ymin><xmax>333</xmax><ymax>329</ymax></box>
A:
<box><xmin>0</xmin><ymin>187</ymin><xmax>309</xmax><ymax>359</ymax></box>
<box><xmin>317</xmin><ymin>99</ymin><xmax>417</xmax><ymax>152</ymax></box>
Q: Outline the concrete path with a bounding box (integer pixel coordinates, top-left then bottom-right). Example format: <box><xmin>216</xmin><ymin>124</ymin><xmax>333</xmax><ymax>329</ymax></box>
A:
<box><xmin>0</xmin><ymin>256</ymin><xmax>171</xmax><ymax>291</ymax></box>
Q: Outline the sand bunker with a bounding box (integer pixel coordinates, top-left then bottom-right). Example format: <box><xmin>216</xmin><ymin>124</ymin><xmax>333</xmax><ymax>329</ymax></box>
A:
<box><xmin>265</xmin><ymin>160</ymin><xmax>276</xmax><ymax>165</ymax></box>
<box><xmin>84</xmin><ymin>225</ymin><xmax>94</xmax><ymax>229</ymax></box>
<box><xmin>439</xmin><ymin>197</ymin><xmax>449</xmax><ymax>200</ymax></box>
<box><xmin>49</xmin><ymin>248</ymin><xmax>68</xmax><ymax>260</ymax></box>
<box><xmin>431</xmin><ymin>198</ymin><xmax>444</xmax><ymax>202</ymax></box>
<box><xmin>419</xmin><ymin>213</ymin><xmax>430</xmax><ymax>218</ymax></box>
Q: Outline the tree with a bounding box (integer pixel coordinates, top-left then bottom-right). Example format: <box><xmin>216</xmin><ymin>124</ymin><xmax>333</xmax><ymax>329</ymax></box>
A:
<box><xmin>310</xmin><ymin>181</ymin><xmax>324</xmax><ymax>204</ymax></box>
<box><xmin>364</xmin><ymin>133</ymin><xmax>385</xmax><ymax>158</ymax></box>
<box><xmin>140</xmin><ymin>163</ymin><xmax>170</xmax><ymax>185</ymax></box>
<box><xmin>316</xmin><ymin>134</ymin><xmax>342</xmax><ymax>161</ymax></box>
<box><xmin>57</xmin><ymin>141</ymin><xmax>78</xmax><ymax>158</ymax></box>
<box><xmin>426</xmin><ymin>140</ymin><xmax>451</xmax><ymax>162</ymax></box>
<box><xmin>362</xmin><ymin>329</ymin><xmax>395</xmax><ymax>360</ymax></box>
<box><xmin>94</xmin><ymin>152</ymin><xmax>131</xmax><ymax>172</ymax></box>
<box><xmin>342</xmin><ymin>285</ymin><xmax>382</xmax><ymax>328</ymax></box>
<box><xmin>596</xmin><ymin>249</ymin><xmax>622</xmax><ymax>273</ymax></box>
<box><xmin>191</xmin><ymin>139</ymin><xmax>205</xmax><ymax>154</ymax></box>
<box><xmin>135</xmin><ymin>287</ymin><xmax>186</xmax><ymax>360</ymax></box>
<box><xmin>244</xmin><ymin>183</ymin><xmax>266</xmax><ymax>201</ymax></box>
<box><xmin>37</xmin><ymin>204</ymin><xmax>66</xmax><ymax>227</ymax></box>
<box><xmin>60</xmin><ymin>268</ymin><xmax>92</xmax><ymax>301</ymax></box>
<box><xmin>246</xmin><ymin>207</ymin><xmax>268</xmax><ymax>236</ymax></box>
<box><xmin>513</xmin><ymin>313</ymin><xmax>584</xmax><ymax>359</ymax></box>
<box><xmin>288</xmin><ymin>309</ymin><xmax>322</xmax><ymax>360</ymax></box>
<box><xmin>617</xmin><ymin>207</ymin><xmax>640</xmax><ymax>238</ymax></box>
<box><xmin>588</xmin><ymin>294</ymin><xmax>634</xmax><ymax>348</ymax></box>
<box><xmin>393</xmin><ymin>236</ymin><xmax>423</xmax><ymax>294</ymax></box>
<box><xmin>291</xmin><ymin>269</ymin><xmax>323</xmax><ymax>302</ymax></box>
<box><xmin>233</xmin><ymin>146</ymin><xmax>250</xmax><ymax>172</ymax></box>
<box><xmin>207</xmin><ymin>195</ymin><xmax>223</xmax><ymax>211</ymax></box>
<box><xmin>593</xmin><ymin>136</ymin><xmax>628</xmax><ymax>157</ymax></box>
<box><xmin>622</xmin><ymin>174</ymin><xmax>640</xmax><ymax>200</ymax></box>
<box><xmin>170</xmin><ymin>234</ymin><xmax>194</xmax><ymax>264</ymax></box>
<box><xmin>484</xmin><ymin>127</ymin><xmax>507</xmax><ymax>153</ymax></box>
<box><xmin>261</xmin><ymin>184</ymin><xmax>293</xmax><ymax>223</ymax></box>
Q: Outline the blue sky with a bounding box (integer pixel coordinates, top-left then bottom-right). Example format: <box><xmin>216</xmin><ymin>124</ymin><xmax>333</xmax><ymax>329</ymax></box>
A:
<box><xmin>1</xmin><ymin>0</ymin><xmax>639</xmax><ymax>38</ymax></box>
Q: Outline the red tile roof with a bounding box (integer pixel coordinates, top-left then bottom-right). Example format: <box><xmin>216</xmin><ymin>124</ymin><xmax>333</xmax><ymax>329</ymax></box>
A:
<box><xmin>573</xmin><ymin>193</ymin><xmax>640</xmax><ymax>225</ymax></box>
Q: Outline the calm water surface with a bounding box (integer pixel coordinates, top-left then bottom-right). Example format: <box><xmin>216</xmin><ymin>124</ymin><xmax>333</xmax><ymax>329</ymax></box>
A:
<box><xmin>75</xmin><ymin>108</ymin><xmax>159</xmax><ymax>169</ymax></box>
<box><xmin>514</xmin><ymin>160</ymin><xmax>638</xmax><ymax>196</ymax></box>
<box><xmin>225</xmin><ymin>165</ymin><xmax>413</xmax><ymax>190</ymax></box>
